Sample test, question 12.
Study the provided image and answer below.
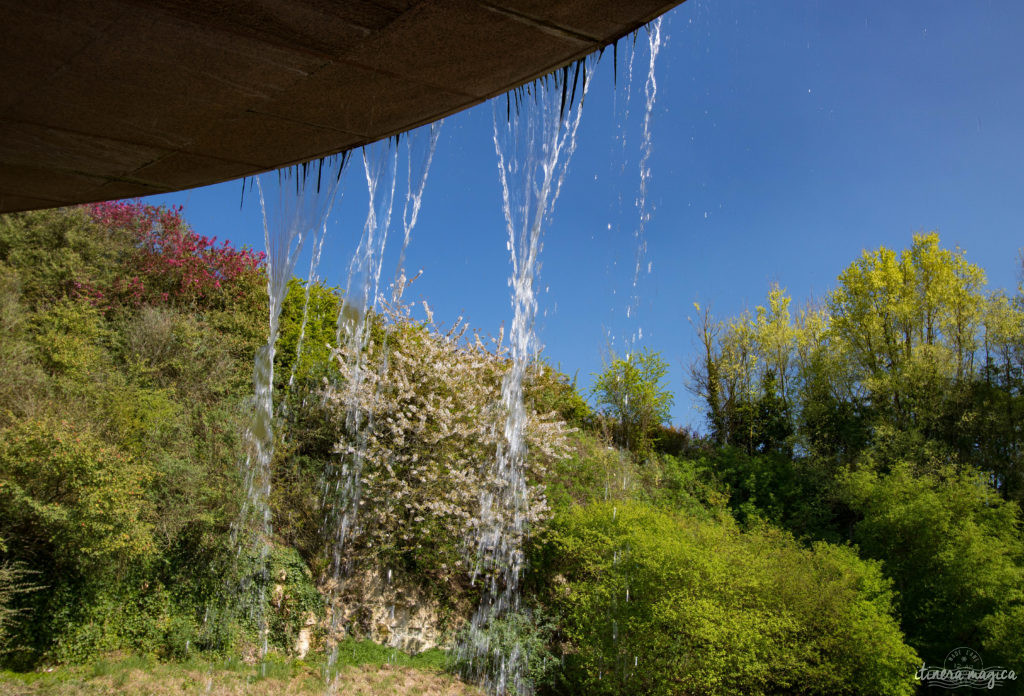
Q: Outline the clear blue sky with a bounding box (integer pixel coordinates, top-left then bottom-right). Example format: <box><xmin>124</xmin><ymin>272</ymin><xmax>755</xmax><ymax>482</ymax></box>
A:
<box><xmin>144</xmin><ymin>0</ymin><xmax>1024</xmax><ymax>431</ymax></box>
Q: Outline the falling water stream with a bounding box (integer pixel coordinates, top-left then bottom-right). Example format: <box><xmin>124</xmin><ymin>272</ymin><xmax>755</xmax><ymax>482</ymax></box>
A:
<box><xmin>230</xmin><ymin>18</ymin><xmax>663</xmax><ymax>696</ymax></box>
<box><xmin>321</xmin><ymin>123</ymin><xmax>441</xmax><ymax>692</ymax></box>
<box><xmin>458</xmin><ymin>61</ymin><xmax>595</xmax><ymax>696</ymax></box>
<box><xmin>628</xmin><ymin>17</ymin><xmax>664</xmax><ymax>350</ymax></box>
<box><xmin>601</xmin><ymin>21</ymin><xmax>665</xmax><ymax>360</ymax></box>
<box><xmin>286</xmin><ymin>202</ymin><xmax>333</xmax><ymax>394</ymax></box>
<box><xmin>230</xmin><ymin>122</ymin><xmax>439</xmax><ymax>690</ymax></box>
<box><xmin>232</xmin><ymin>158</ymin><xmax>346</xmax><ymax>663</ymax></box>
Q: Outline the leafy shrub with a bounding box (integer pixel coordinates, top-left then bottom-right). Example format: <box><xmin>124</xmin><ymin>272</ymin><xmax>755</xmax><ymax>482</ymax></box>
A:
<box><xmin>527</xmin><ymin>362</ymin><xmax>594</xmax><ymax>429</ymax></box>
<box><xmin>31</xmin><ymin>298</ymin><xmax>110</xmax><ymax>380</ymax></box>
<box><xmin>542</xmin><ymin>432</ymin><xmax>726</xmax><ymax>519</ymax></box>
<box><xmin>0</xmin><ymin>563</ymin><xmax>40</xmax><ymax>655</ymax></box>
<box><xmin>0</xmin><ymin>206</ymin><xmax>273</xmax><ymax>667</ymax></box>
<box><xmin>838</xmin><ymin>461</ymin><xmax>1024</xmax><ymax>666</ymax></box>
<box><xmin>453</xmin><ymin>609</ymin><xmax>559</xmax><ymax>691</ymax></box>
<box><xmin>0</xmin><ymin>418</ymin><xmax>155</xmax><ymax>574</ymax></box>
<box><xmin>119</xmin><ymin>305</ymin><xmax>239</xmax><ymax>403</ymax></box>
<box><xmin>266</xmin><ymin>547</ymin><xmax>324</xmax><ymax>654</ymax></box>
<box><xmin>543</xmin><ymin>431</ymin><xmax>638</xmax><ymax>511</ymax></box>
<box><xmin>536</xmin><ymin>501</ymin><xmax>918</xmax><ymax>696</ymax></box>
<box><xmin>0</xmin><ymin>263</ymin><xmax>46</xmax><ymax>426</ymax></box>
<box><xmin>702</xmin><ymin>446</ymin><xmax>839</xmax><ymax>540</ymax></box>
<box><xmin>638</xmin><ymin>454</ymin><xmax>729</xmax><ymax>517</ymax></box>
<box><xmin>46</xmin><ymin>577</ymin><xmax>173</xmax><ymax>663</ymax></box>
<box><xmin>0</xmin><ymin>208</ymin><xmax>130</xmax><ymax>308</ymax></box>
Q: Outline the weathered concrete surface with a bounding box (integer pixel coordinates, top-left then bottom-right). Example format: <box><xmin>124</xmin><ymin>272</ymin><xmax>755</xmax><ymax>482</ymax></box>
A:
<box><xmin>0</xmin><ymin>0</ymin><xmax>683</xmax><ymax>213</ymax></box>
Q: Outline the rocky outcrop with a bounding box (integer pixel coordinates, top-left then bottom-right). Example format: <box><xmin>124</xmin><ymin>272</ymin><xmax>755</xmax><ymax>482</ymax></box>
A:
<box><xmin>327</xmin><ymin>568</ymin><xmax>462</xmax><ymax>654</ymax></box>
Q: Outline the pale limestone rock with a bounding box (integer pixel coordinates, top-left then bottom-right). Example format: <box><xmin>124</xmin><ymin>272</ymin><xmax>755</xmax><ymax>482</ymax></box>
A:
<box><xmin>294</xmin><ymin>611</ymin><xmax>318</xmax><ymax>659</ymax></box>
<box><xmin>326</xmin><ymin>568</ymin><xmax>458</xmax><ymax>654</ymax></box>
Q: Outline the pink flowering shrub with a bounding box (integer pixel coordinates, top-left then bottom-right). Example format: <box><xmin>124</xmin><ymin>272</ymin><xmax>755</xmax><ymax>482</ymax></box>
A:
<box><xmin>79</xmin><ymin>200</ymin><xmax>265</xmax><ymax>309</ymax></box>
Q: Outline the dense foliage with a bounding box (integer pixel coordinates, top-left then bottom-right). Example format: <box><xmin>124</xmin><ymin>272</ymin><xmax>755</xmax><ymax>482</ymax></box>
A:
<box><xmin>323</xmin><ymin>307</ymin><xmax>571</xmax><ymax>587</ymax></box>
<box><xmin>0</xmin><ymin>206</ymin><xmax>270</xmax><ymax>665</ymax></box>
<box><xmin>591</xmin><ymin>349</ymin><xmax>673</xmax><ymax>458</ymax></box>
<box><xmin>686</xmin><ymin>233</ymin><xmax>1024</xmax><ymax>679</ymax></box>
<box><xmin>1</xmin><ymin>208</ymin><xmax>1021</xmax><ymax>696</ymax></box>
<box><xmin>537</xmin><ymin>502</ymin><xmax>917</xmax><ymax>696</ymax></box>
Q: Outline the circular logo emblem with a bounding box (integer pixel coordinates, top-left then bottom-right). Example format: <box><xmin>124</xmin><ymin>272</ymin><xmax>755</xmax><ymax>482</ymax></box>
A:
<box><xmin>944</xmin><ymin>647</ymin><xmax>984</xmax><ymax>671</ymax></box>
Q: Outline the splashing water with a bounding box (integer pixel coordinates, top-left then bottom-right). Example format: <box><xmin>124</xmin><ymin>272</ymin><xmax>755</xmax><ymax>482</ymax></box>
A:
<box><xmin>460</xmin><ymin>62</ymin><xmax>594</xmax><ymax>696</ymax></box>
<box><xmin>232</xmin><ymin>157</ymin><xmax>346</xmax><ymax>661</ymax></box>
<box><xmin>321</xmin><ymin>122</ymin><xmax>441</xmax><ymax>691</ymax></box>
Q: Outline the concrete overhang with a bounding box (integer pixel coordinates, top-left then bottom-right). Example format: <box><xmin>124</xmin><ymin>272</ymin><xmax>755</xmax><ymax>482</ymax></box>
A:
<box><xmin>0</xmin><ymin>0</ymin><xmax>683</xmax><ymax>213</ymax></box>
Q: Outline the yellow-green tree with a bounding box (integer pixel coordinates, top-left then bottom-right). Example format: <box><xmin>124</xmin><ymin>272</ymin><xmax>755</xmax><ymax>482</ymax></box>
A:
<box><xmin>591</xmin><ymin>349</ymin><xmax>674</xmax><ymax>459</ymax></box>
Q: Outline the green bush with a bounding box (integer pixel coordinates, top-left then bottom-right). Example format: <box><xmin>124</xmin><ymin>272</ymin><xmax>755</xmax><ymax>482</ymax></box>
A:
<box><xmin>0</xmin><ymin>208</ymin><xmax>131</xmax><ymax>309</ymax></box>
<box><xmin>0</xmin><ymin>264</ymin><xmax>47</xmax><ymax>427</ymax></box>
<box><xmin>453</xmin><ymin>609</ymin><xmax>559</xmax><ymax>692</ymax></box>
<box><xmin>838</xmin><ymin>461</ymin><xmax>1024</xmax><ymax>666</ymax></box>
<box><xmin>0</xmin><ymin>562</ymin><xmax>40</xmax><ymax>656</ymax></box>
<box><xmin>46</xmin><ymin>578</ymin><xmax>171</xmax><ymax>663</ymax></box>
<box><xmin>266</xmin><ymin>547</ymin><xmax>324</xmax><ymax>654</ymax></box>
<box><xmin>536</xmin><ymin>501</ymin><xmax>918</xmax><ymax>696</ymax></box>
<box><xmin>543</xmin><ymin>433</ymin><xmax>726</xmax><ymax>518</ymax></box>
<box><xmin>0</xmin><ymin>207</ymin><xmax>261</xmax><ymax>667</ymax></box>
<box><xmin>543</xmin><ymin>431</ymin><xmax>638</xmax><ymax>511</ymax></box>
<box><xmin>527</xmin><ymin>361</ymin><xmax>594</xmax><ymax>429</ymax></box>
<box><xmin>702</xmin><ymin>447</ymin><xmax>839</xmax><ymax>540</ymax></box>
<box><xmin>0</xmin><ymin>418</ymin><xmax>155</xmax><ymax>574</ymax></box>
<box><xmin>638</xmin><ymin>454</ymin><xmax>729</xmax><ymax>517</ymax></box>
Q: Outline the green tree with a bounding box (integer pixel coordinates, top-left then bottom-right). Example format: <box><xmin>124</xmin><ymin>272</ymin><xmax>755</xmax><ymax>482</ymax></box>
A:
<box><xmin>275</xmin><ymin>277</ymin><xmax>344</xmax><ymax>385</ymax></box>
<box><xmin>827</xmin><ymin>233</ymin><xmax>985</xmax><ymax>436</ymax></box>
<box><xmin>693</xmin><ymin>233</ymin><xmax>1022</xmax><ymax>482</ymax></box>
<box><xmin>591</xmin><ymin>349</ymin><xmax>673</xmax><ymax>458</ymax></box>
<box><xmin>689</xmin><ymin>294</ymin><xmax>795</xmax><ymax>455</ymax></box>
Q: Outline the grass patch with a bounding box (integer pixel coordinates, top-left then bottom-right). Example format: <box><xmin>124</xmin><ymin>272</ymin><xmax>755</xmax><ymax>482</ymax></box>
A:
<box><xmin>0</xmin><ymin>644</ymin><xmax>476</xmax><ymax>695</ymax></box>
<box><xmin>329</xmin><ymin>638</ymin><xmax>449</xmax><ymax>672</ymax></box>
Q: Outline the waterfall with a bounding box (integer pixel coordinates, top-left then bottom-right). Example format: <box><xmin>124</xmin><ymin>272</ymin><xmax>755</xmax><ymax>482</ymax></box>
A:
<box><xmin>232</xmin><ymin>157</ymin><xmax>346</xmax><ymax>661</ymax></box>
<box><xmin>321</xmin><ymin>122</ymin><xmax>441</xmax><ymax>692</ymax></box>
<box><xmin>460</xmin><ymin>61</ymin><xmax>594</xmax><ymax>696</ymax></box>
<box><xmin>223</xmin><ymin>20</ymin><xmax>666</xmax><ymax>690</ymax></box>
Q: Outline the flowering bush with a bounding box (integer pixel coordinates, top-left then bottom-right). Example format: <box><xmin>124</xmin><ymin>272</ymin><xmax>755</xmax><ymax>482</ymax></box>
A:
<box><xmin>322</xmin><ymin>304</ymin><xmax>572</xmax><ymax>592</ymax></box>
<box><xmin>80</xmin><ymin>200</ymin><xmax>265</xmax><ymax>309</ymax></box>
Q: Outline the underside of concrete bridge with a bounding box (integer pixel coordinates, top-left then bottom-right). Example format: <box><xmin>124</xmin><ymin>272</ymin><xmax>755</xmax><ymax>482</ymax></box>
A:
<box><xmin>0</xmin><ymin>0</ymin><xmax>683</xmax><ymax>213</ymax></box>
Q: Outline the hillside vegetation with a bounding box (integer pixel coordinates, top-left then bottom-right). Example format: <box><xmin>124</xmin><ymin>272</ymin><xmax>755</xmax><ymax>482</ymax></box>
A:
<box><xmin>0</xmin><ymin>205</ymin><xmax>1022</xmax><ymax>695</ymax></box>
